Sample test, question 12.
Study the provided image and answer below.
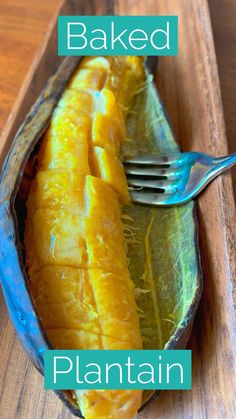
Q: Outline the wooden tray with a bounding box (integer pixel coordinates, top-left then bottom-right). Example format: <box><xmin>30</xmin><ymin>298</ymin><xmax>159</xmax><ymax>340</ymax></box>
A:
<box><xmin>0</xmin><ymin>0</ymin><xmax>236</xmax><ymax>418</ymax></box>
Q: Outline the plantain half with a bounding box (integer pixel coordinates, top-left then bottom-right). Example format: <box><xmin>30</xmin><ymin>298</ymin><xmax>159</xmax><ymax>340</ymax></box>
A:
<box><xmin>0</xmin><ymin>56</ymin><xmax>202</xmax><ymax>418</ymax></box>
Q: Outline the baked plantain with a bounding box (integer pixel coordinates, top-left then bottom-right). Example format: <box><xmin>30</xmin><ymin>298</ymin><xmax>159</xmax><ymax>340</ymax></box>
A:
<box><xmin>0</xmin><ymin>56</ymin><xmax>202</xmax><ymax>418</ymax></box>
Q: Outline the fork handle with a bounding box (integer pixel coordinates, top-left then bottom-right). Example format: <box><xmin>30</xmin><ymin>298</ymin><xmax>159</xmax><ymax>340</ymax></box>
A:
<box><xmin>212</xmin><ymin>153</ymin><xmax>236</xmax><ymax>175</ymax></box>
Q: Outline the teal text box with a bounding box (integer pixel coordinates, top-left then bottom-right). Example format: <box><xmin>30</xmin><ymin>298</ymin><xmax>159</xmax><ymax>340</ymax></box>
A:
<box><xmin>58</xmin><ymin>16</ymin><xmax>178</xmax><ymax>56</ymax></box>
<box><xmin>44</xmin><ymin>350</ymin><xmax>191</xmax><ymax>390</ymax></box>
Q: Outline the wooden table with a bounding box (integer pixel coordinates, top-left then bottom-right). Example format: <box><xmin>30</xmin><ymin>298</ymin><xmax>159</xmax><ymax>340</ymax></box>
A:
<box><xmin>209</xmin><ymin>0</ymin><xmax>236</xmax><ymax>197</ymax></box>
<box><xmin>0</xmin><ymin>1</ymin><xmax>235</xmax><ymax>418</ymax></box>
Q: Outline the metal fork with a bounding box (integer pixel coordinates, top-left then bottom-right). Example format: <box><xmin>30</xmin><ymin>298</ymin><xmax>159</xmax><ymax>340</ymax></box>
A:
<box><xmin>124</xmin><ymin>151</ymin><xmax>236</xmax><ymax>206</ymax></box>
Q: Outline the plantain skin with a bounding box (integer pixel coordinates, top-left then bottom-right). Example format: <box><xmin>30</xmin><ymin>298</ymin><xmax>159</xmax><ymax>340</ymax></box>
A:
<box><xmin>25</xmin><ymin>56</ymin><xmax>146</xmax><ymax>419</ymax></box>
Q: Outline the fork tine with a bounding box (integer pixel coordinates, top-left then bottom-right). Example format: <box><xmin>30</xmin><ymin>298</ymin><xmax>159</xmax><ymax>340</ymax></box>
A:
<box><xmin>123</xmin><ymin>154</ymin><xmax>181</xmax><ymax>166</ymax></box>
<box><xmin>130</xmin><ymin>191</ymin><xmax>168</xmax><ymax>206</ymax></box>
<box><xmin>125</xmin><ymin>166</ymin><xmax>167</xmax><ymax>177</ymax></box>
<box><xmin>127</xmin><ymin>178</ymin><xmax>178</xmax><ymax>194</ymax></box>
<box><xmin>125</xmin><ymin>166</ymin><xmax>181</xmax><ymax>179</ymax></box>
<box><xmin>128</xmin><ymin>178</ymin><xmax>164</xmax><ymax>189</ymax></box>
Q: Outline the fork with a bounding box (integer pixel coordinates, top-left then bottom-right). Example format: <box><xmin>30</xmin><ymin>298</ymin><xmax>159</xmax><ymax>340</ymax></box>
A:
<box><xmin>124</xmin><ymin>151</ymin><xmax>236</xmax><ymax>206</ymax></box>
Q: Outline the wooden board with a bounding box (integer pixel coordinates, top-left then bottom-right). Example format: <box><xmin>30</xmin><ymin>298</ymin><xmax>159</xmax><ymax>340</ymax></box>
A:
<box><xmin>0</xmin><ymin>0</ymin><xmax>236</xmax><ymax>418</ymax></box>
<box><xmin>208</xmin><ymin>0</ymin><xmax>236</xmax><ymax>199</ymax></box>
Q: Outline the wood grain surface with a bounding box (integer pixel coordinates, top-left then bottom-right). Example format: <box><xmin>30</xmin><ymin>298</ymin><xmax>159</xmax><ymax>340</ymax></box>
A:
<box><xmin>208</xmin><ymin>0</ymin><xmax>236</xmax><ymax>197</ymax></box>
<box><xmin>0</xmin><ymin>1</ymin><xmax>236</xmax><ymax>419</ymax></box>
<box><xmin>0</xmin><ymin>0</ymin><xmax>59</xmax><ymax>136</ymax></box>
